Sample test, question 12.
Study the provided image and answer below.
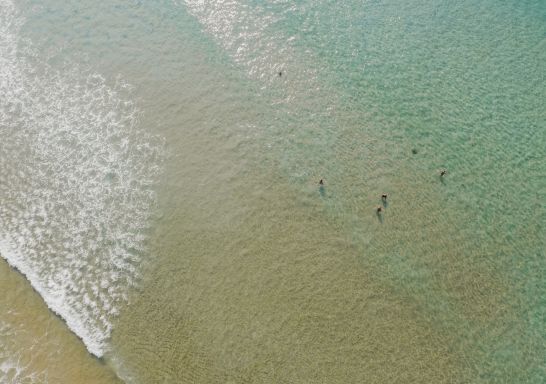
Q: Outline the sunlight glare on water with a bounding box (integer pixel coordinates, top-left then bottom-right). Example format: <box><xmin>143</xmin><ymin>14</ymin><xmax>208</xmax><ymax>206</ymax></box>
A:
<box><xmin>0</xmin><ymin>0</ymin><xmax>544</xmax><ymax>383</ymax></box>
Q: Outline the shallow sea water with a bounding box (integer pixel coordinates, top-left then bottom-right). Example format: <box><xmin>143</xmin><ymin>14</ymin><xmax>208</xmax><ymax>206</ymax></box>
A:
<box><xmin>0</xmin><ymin>0</ymin><xmax>544</xmax><ymax>383</ymax></box>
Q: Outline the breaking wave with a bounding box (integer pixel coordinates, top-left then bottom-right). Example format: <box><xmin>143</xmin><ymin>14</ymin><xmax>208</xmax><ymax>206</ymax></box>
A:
<box><xmin>0</xmin><ymin>0</ymin><xmax>163</xmax><ymax>357</ymax></box>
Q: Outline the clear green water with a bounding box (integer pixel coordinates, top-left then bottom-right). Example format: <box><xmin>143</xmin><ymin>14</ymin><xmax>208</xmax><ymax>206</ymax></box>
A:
<box><xmin>0</xmin><ymin>0</ymin><xmax>544</xmax><ymax>383</ymax></box>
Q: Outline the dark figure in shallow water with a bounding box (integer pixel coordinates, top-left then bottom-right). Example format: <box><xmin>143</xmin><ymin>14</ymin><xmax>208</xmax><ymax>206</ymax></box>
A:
<box><xmin>376</xmin><ymin>206</ymin><xmax>382</xmax><ymax>213</ymax></box>
<box><xmin>381</xmin><ymin>193</ymin><xmax>387</xmax><ymax>200</ymax></box>
<box><xmin>440</xmin><ymin>169</ymin><xmax>447</xmax><ymax>177</ymax></box>
<box><xmin>278</xmin><ymin>71</ymin><xmax>282</xmax><ymax>77</ymax></box>
<box><xmin>319</xmin><ymin>179</ymin><xmax>324</xmax><ymax>185</ymax></box>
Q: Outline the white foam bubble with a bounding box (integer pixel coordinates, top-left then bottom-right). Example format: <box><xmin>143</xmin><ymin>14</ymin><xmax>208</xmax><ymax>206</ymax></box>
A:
<box><xmin>0</xmin><ymin>358</ymin><xmax>31</xmax><ymax>384</ymax></box>
<box><xmin>0</xmin><ymin>320</ymin><xmax>44</xmax><ymax>384</ymax></box>
<box><xmin>0</xmin><ymin>0</ymin><xmax>163</xmax><ymax>357</ymax></box>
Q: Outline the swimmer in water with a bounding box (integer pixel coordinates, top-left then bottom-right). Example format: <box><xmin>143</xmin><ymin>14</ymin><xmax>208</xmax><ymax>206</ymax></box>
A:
<box><xmin>381</xmin><ymin>193</ymin><xmax>387</xmax><ymax>200</ymax></box>
<box><xmin>376</xmin><ymin>206</ymin><xmax>382</xmax><ymax>213</ymax></box>
<box><xmin>440</xmin><ymin>169</ymin><xmax>447</xmax><ymax>177</ymax></box>
<box><xmin>319</xmin><ymin>179</ymin><xmax>324</xmax><ymax>185</ymax></box>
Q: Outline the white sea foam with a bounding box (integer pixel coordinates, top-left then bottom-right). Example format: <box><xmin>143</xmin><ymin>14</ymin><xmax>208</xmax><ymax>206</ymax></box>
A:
<box><xmin>0</xmin><ymin>0</ymin><xmax>163</xmax><ymax>357</ymax></box>
<box><xmin>0</xmin><ymin>357</ymin><xmax>34</xmax><ymax>384</ymax></box>
<box><xmin>0</xmin><ymin>319</ymin><xmax>44</xmax><ymax>384</ymax></box>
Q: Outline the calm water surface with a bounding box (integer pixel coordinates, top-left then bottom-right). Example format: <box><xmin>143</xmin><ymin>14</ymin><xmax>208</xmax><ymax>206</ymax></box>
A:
<box><xmin>0</xmin><ymin>0</ymin><xmax>544</xmax><ymax>383</ymax></box>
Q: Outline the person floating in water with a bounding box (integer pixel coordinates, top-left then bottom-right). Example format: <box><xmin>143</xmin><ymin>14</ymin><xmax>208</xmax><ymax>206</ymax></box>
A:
<box><xmin>278</xmin><ymin>71</ymin><xmax>282</xmax><ymax>77</ymax></box>
<box><xmin>319</xmin><ymin>179</ymin><xmax>324</xmax><ymax>185</ymax></box>
<box><xmin>381</xmin><ymin>193</ymin><xmax>387</xmax><ymax>201</ymax></box>
<box><xmin>440</xmin><ymin>169</ymin><xmax>447</xmax><ymax>177</ymax></box>
<box><xmin>376</xmin><ymin>206</ymin><xmax>382</xmax><ymax>213</ymax></box>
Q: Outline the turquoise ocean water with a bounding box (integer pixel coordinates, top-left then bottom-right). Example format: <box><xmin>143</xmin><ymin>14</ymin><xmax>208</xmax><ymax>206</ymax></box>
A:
<box><xmin>0</xmin><ymin>0</ymin><xmax>544</xmax><ymax>382</ymax></box>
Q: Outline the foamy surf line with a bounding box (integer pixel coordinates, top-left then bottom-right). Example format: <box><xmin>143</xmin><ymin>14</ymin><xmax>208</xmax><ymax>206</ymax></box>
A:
<box><xmin>0</xmin><ymin>0</ymin><xmax>163</xmax><ymax>357</ymax></box>
<box><xmin>0</xmin><ymin>240</ymin><xmax>106</xmax><ymax>357</ymax></box>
